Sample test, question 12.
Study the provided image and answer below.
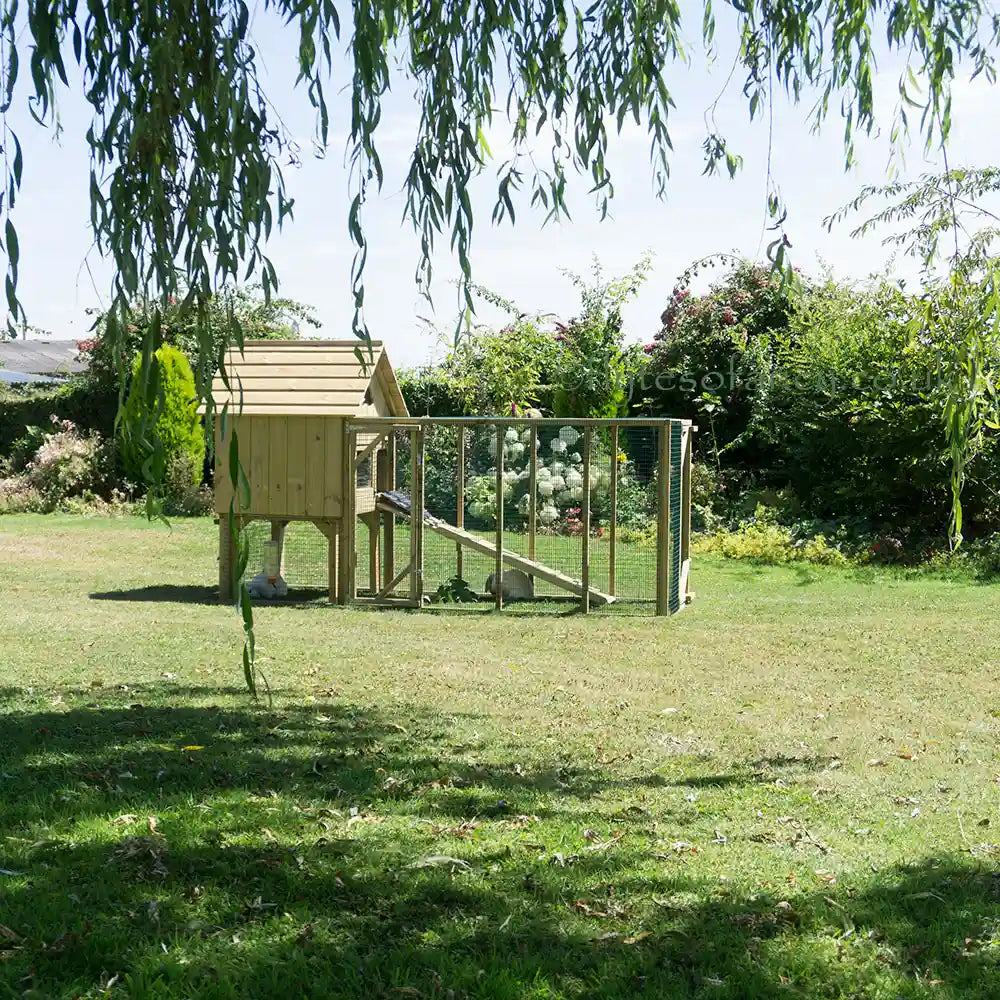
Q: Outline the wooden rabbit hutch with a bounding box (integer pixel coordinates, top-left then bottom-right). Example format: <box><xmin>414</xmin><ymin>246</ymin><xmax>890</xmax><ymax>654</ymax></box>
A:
<box><xmin>208</xmin><ymin>340</ymin><xmax>409</xmax><ymax>602</ymax></box>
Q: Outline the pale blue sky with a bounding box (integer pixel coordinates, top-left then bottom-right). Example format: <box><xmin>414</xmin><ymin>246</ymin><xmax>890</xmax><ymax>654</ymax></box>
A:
<box><xmin>7</xmin><ymin>6</ymin><xmax>997</xmax><ymax>367</ymax></box>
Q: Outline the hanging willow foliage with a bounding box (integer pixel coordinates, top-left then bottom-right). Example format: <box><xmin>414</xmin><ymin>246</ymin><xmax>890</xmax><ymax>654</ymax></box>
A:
<box><xmin>1</xmin><ymin>0</ymin><xmax>997</xmax><ymax>691</ymax></box>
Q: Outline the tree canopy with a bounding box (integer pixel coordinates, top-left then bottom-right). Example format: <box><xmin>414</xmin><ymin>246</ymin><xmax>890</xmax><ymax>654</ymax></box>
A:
<box><xmin>3</xmin><ymin>0</ymin><xmax>998</xmax><ymax>370</ymax></box>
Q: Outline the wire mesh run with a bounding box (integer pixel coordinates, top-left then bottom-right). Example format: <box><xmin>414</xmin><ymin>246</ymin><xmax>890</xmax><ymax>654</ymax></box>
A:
<box><xmin>347</xmin><ymin>418</ymin><xmax>691</xmax><ymax>615</ymax></box>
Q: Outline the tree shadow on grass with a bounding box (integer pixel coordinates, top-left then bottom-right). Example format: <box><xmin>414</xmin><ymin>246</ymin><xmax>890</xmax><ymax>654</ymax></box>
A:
<box><xmin>673</xmin><ymin>753</ymin><xmax>834</xmax><ymax>790</ymax></box>
<box><xmin>90</xmin><ymin>584</ymin><xmax>221</xmax><ymax>605</ymax></box>
<box><xmin>4</xmin><ymin>828</ymin><xmax>998</xmax><ymax>997</ymax></box>
<box><xmin>3</xmin><ymin>694</ymin><xmax>998</xmax><ymax>998</ymax></box>
<box><xmin>89</xmin><ymin>584</ymin><xmax>335</xmax><ymax>606</ymax></box>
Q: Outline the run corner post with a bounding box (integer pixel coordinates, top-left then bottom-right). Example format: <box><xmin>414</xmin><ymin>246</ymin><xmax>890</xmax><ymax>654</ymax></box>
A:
<box><xmin>495</xmin><ymin>423</ymin><xmax>504</xmax><ymax>611</ymax></box>
<box><xmin>656</xmin><ymin>421</ymin><xmax>671</xmax><ymax>617</ymax></box>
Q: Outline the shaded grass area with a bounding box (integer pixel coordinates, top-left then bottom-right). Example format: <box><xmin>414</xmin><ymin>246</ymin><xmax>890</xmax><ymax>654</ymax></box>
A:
<box><xmin>2</xmin><ymin>514</ymin><xmax>1000</xmax><ymax>998</ymax></box>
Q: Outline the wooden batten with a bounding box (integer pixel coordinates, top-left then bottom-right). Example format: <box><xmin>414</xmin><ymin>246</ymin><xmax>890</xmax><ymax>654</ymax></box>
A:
<box><xmin>495</xmin><ymin>426</ymin><xmax>504</xmax><ymax>612</ymax></box>
<box><xmin>581</xmin><ymin>427</ymin><xmax>592</xmax><ymax>615</ymax></box>
<box><xmin>656</xmin><ymin>423</ymin><xmax>671</xmax><ymax>617</ymax></box>
<box><xmin>456</xmin><ymin>425</ymin><xmax>465</xmax><ymax>581</ymax></box>
<box><xmin>608</xmin><ymin>424</ymin><xmax>618</xmax><ymax>597</ymax></box>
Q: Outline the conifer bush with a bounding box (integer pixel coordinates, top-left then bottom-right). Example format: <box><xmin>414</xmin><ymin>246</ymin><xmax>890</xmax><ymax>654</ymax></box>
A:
<box><xmin>119</xmin><ymin>346</ymin><xmax>205</xmax><ymax>489</ymax></box>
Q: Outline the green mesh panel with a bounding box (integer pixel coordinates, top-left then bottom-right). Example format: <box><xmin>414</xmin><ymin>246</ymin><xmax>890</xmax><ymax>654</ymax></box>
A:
<box><xmin>668</xmin><ymin>421</ymin><xmax>683</xmax><ymax>613</ymax></box>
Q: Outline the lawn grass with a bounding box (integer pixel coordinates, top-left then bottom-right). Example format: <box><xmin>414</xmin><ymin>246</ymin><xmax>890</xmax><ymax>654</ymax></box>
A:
<box><xmin>2</xmin><ymin>513</ymin><xmax>1000</xmax><ymax>999</ymax></box>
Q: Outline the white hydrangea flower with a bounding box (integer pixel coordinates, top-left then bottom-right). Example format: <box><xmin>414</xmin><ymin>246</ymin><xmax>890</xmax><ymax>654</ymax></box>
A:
<box><xmin>538</xmin><ymin>480</ymin><xmax>554</xmax><ymax>497</ymax></box>
<box><xmin>509</xmin><ymin>442</ymin><xmax>525</xmax><ymax>459</ymax></box>
<box><xmin>568</xmin><ymin>486</ymin><xmax>584</xmax><ymax>500</ymax></box>
<box><xmin>550</xmin><ymin>460</ymin><xmax>565</xmax><ymax>475</ymax></box>
<box><xmin>549</xmin><ymin>475</ymin><xmax>565</xmax><ymax>491</ymax></box>
<box><xmin>558</xmin><ymin>426</ymin><xmax>580</xmax><ymax>446</ymax></box>
<box><xmin>570</xmin><ymin>452</ymin><xmax>582</xmax><ymax>463</ymax></box>
<box><xmin>504</xmin><ymin>470</ymin><xmax>519</xmax><ymax>484</ymax></box>
<box><xmin>550</xmin><ymin>438</ymin><xmax>567</xmax><ymax>454</ymax></box>
<box><xmin>505</xmin><ymin>428</ymin><xmax>519</xmax><ymax>443</ymax></box>
<box><xmin>539</xmin><ymin>504</ymin><xmax>559</xmax><ymax>524</ymax></box>
<box><xmin>537</xmin><ymin>466</ymin><xmax>552</xmax><ymax>480</ymax></box>
<box><xmin>565</xmin><ymin>469</ymin><xmax>583</xmax><ymax>489</ymax></box>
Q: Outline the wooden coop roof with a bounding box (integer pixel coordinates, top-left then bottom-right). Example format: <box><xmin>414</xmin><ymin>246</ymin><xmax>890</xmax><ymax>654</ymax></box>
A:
<box><xmin>207</xmin><ymin>340</ymin><xmax>408</xmax><ymax>416</ymax></box>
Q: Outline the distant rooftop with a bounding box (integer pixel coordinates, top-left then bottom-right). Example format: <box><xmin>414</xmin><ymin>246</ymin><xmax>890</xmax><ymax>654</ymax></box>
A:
<box><xmin>0</xmin><ymin>339</ymin><xmax>85</xmax><ymax>383</ymax></box>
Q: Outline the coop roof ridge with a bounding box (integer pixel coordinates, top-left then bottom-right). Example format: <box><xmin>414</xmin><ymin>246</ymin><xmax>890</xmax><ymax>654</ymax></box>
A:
<box><xmin>227</xmin><ymin>338</ymin><xmax>385</xmax><ymax>349</ymax></box>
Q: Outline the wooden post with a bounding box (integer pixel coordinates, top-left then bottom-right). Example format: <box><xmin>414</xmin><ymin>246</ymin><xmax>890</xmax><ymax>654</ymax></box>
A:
<box><xmin>219</xmin><ymin>516</ymin><xmax>237</xmax><ymax>602</ymax></box>
<box><xmin>528</xmin><ymin>425</ymin><xmax>537</xmax><ymax>561</ymax></box>
<box><xmin>681</xmin><ymin>421</ymin><xmax>692</xmax><ymax>604</ymax></box>
<box><xmin>656</xmin><ymin>422</ymin><xmax>671</xmax><ymax>617</ymax></box>
<box><xmin>409</xmin><ymin>427</ymin><xmax>424</xmax><ymax>606</ymax></box>
<box><xmin>416</xmin><ymin>426</ymin><xmax>425</xmax><ymax>605</ymax></box>
<box><xmin>327</xmin><ymin>523</ymin><xmax>339</xmax><ymax>604</ymax></box>
<box><xmin>384</xmin><ymin>432</ymin><xmax>396</xmax><ymax>588</ymax></box>
<box><xmin>366</xmin><ymin>514</ymin><xmax>380</xmax><ymax>594</ymax></box>
<box><xmin>495</xmin><ymin>425</ymin><xmax>504</xmax><ymax>611</ymax></box>
<box><xmin>339</xmin><ymin>423</ymin><xmax>357</xmax><ymax>605</ymax></box>
<box><xmin>581</xmin><ymin>426</ymin><xmax>591</xmax><ymax>614</ymax></box>
<box><xmin>456</xmin><ymin>424</ymin><xmax>465</xmax><ymax>581</ymax></box>
<box><xmin>609</xmin><ymin>424</ymin><xmax>618</xmax><ymax>598</ymax></box>
<box><xmin>269</xmin><ymin>520</ymin><xmax>287</xmax><ymax>578</ymax></box>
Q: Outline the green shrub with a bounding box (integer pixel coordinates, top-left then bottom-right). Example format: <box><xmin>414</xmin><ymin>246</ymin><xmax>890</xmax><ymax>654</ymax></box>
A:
<box><xmin>0</xmin><ymin>378</ymin><xmax>118</xmax><ymax>458</ymax></box>
<box><xmin>161</xmin><ymin>453</ymin><xmax>214</xmax><ymax>516</ymax></box>
<box><xmin>694</xmin><ymin>505</ymin><xmax>849</xmax><ymax>566</ymax></box>
<box><xmin>119</xmin><ymin>346</ymin><xmax>205</xmax><ymax>488</ymax></box>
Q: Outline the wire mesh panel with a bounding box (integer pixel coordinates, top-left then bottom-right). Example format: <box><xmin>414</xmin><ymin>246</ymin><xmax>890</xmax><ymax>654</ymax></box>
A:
<box><xmin>240</xmin><ymin>519</ymin><xmax>330</xmax><ymax>597</ymax></box>
<box><xmin>345</xmin><ymin>418</ymin><xmax>690</xmax><ymax>615</ymax></box>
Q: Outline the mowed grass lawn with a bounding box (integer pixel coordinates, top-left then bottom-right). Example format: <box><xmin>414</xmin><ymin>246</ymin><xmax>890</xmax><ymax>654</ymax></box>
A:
<box><xmin>3</xmin><ymin>515</ymin><xmax>1000</xmax><ymax>1000</ymax></box>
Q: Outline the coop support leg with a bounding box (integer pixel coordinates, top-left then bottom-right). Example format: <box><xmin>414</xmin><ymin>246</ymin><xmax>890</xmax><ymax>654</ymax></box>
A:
<box><xmin>269</xmin><ymin>520</ymin><xmax>287</xmax><ymax>577</ymax></box>
<box><xmin>328</xmin><ymin>523</ymin><xmax>339</xmax><ymax>604</ymax></box>
<box><xmin>219</xmin><ymin>515</ymin><xmax>237</xmax><ymax>603</ymax></box>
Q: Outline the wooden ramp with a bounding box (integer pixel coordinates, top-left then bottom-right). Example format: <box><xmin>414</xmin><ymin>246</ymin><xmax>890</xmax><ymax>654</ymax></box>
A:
<box><xmin>376</xmin><ymin>491</ymin><xmax>615</xmax><ymax>606</ymax></box>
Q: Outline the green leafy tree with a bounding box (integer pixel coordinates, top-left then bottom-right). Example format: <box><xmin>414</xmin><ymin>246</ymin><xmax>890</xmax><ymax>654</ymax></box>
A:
<box><xmin>829</xmin><ymin>167</ymin><xmax>1000</xmax><ymax>545</ymax></box>
<box><xmin>643</xmin><ymin>258</ymin><xmax>795</xmax><ymax>465</ymax></box>
<box><xmin>119</xmin><ymin>345</ymin><xmax>205</xmax><ymax>490</ymax></box>
<box><xmin>552</xmin><ymin>255</ymin><xmax>652</xmax><ymax>418</ymax></box>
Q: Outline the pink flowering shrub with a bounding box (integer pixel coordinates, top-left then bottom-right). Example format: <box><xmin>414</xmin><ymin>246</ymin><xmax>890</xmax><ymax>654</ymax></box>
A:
<box><xmin>0</xmin><ymin>416</ymin><xmax>114</xmax><ymax>512</ymax></box>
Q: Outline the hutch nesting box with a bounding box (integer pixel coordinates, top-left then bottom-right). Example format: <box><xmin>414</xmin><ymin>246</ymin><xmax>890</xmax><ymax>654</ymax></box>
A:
<box><xmin>208</xmin><ymin>339</ymin><xmax>408</xmax><ymax>602</ymax></box>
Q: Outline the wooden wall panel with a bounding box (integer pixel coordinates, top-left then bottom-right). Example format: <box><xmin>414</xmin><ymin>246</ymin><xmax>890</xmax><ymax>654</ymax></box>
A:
<box><xmin>213</xmin><ymin>416</ymin><xmax>232</xmax><ymax>514</ymax></box>
<box><xmin>286</xmin><ymin>417</ymin><xmax>307</xmax><ymax>516</ymax></box>
<box><xmin>305</xmin><ymin>416</ymin><xmax>326</xmax><ymax>517</ymax></box>
<box><xmin>324</xmin><ymin>417</ymin><xmax>344</xmax><ymax>518</ymax></box>
<box><xmin>249</xmin><ymin>416</ymin><xmax>269</xmax><ymax>515</ymax></box>
<box><xmin>268</xmin><ymin>417</ymin><xmax>288</xmax><ymax>516</ymax></box>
